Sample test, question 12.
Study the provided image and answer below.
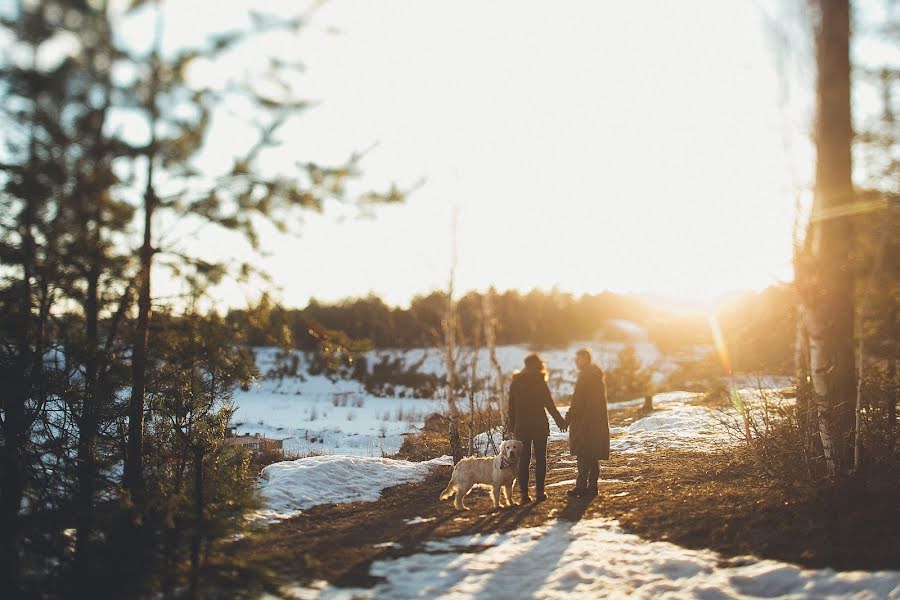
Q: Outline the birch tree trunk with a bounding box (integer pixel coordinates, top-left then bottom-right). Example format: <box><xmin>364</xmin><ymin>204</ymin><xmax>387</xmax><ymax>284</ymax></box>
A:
<box><xmin>796</xmin><ymin>0</ymin><xmax>856</xmax><ymax>477</ymax></box>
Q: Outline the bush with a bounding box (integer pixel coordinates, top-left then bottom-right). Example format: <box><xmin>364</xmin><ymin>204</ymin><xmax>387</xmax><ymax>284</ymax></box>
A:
<box><xmin>665</xmin><ymin>351</ymin><xmax>729</xmax><ymax>400</ymax></box>
<box><xmin>606</xmin><ymin>344</ymin><xmax>653</xmax><ymax>402</ymax></box>
<box><xmin>717</xmin><ymin>369</ymin><xmax>898</xmax><ymax>490</ymax></box>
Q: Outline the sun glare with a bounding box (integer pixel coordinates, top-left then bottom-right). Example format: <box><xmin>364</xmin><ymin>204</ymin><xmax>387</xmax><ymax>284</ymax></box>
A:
<box><xmin>707</xmin><ymin>313</ymin><xmax>734</xmax><ymax>377</ymax></box>
<box><xmin>141</xmin><ymin>0</ymin><xmax>800</xmax><ymax>310</ymax></box>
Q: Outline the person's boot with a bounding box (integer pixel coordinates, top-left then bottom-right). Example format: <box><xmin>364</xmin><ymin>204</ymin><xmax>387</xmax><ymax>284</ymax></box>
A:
<box><xmin>585</xmin><ymin>485</ymin><xmax>598</xmax><ymax>497</ymax></box>
<box><xmin>565</xmin><ymin>487</ymin><xmax>585</xmax><ymax>498</ymax></box>
<box><xmin>535</xmin><ymin>489</ymin><xmax>547</xmax><ymax>502</ymax></box>
<box><xmin>519</xmin><ymin>493</ymin><xmax>533</xmax><ymax>504</ymax></box>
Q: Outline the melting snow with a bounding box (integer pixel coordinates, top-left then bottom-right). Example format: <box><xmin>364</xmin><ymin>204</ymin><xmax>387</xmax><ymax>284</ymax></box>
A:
<box><xmin>253</xmin><ymin>383</ymin><xmax>899</xmax><ymax>600</ymax></box>
<box><xmin>285</xmin><ymin>519</ymin><xmax>900</xmax><ymax>599</ymax></box>
<box><xmin>252</xmin><ymin>454</ymin><xmax>452</xmax><ymax>523</ymax></box>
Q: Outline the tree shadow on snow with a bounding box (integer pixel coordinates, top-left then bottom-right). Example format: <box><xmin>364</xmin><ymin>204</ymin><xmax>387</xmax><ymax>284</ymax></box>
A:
<box><xmin>469</xmin><ymin>495</ymin><xmax>594</xmax><ymax>599</ymax></box>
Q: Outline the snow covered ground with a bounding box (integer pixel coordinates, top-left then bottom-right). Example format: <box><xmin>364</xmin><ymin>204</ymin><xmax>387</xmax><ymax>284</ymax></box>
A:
<box><xmin>285</xmin><ymin>518</ymin><xmax>900</xmax><ymax>599</ymax></box>
<box><xmin>233</xmin><ymin>341</ymin><xmax>704</xmax><ymax>458</ymax></box>
<box><xmin>250</xmin><ymin>388</ymin><xmax>737</xmax><ymax>525</ymax></box>
<box><xmin>253</xmin><ymin>384</ymin><xmax>900</xmax><ymax>600</ymax></box>
<box><xmin>613</xmin><ymin>392</ymin><xmax>736</xmax><ymax>453</ymax></box>
<box><xmin>253</xmin><ymin>454</ymin><xmax>452</xmax><ymax>523</ymax></box>
<box><xmin>367</xmin><ymin>338</ymin><xmax>687</xmax><ymax>395</ymax></box>
<box><xmin>233</xmin><ymin>347</ymin><xmax>445</xmax><ymax>456</ymax></box>
<box><xmin>252</xmin><ymin>392</ymin><xmax>735</xmax><ymax>524</ymax></box>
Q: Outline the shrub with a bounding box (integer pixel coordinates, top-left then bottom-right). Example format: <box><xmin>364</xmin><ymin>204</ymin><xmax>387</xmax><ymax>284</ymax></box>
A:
<box><xmin>606</xmin><ymin>344</ymin><xmax>654</xmax><ymax>402</ymax></box>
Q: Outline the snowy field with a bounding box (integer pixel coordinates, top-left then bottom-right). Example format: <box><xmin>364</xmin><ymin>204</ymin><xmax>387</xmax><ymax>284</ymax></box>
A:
<box><xmin>233</xmin><ymin>347</ymin><xmax>448</xmax><ymax>457</ymax></box>
<box><xmin>252</xmin><ymin>385</ymin><xmax>793</xmax><ymax>525</ymax></box>
<box><xmin>253</xmin><ymin>455</ymin><xmax>452</xmax><ymax>523</ymax></box>
<box><xmin>260</xmin><ymin>391</ymin><xmax>899</xmax><ymax>600</ymax></box>
<box><xmin>253</xmin><ymin>391</ymin><xmax>734</xmax><ymax>524</ymax></box>
<box><xmin>232</xmin><ymin>340</ymin><xmax>701</xmax><ymax>457</ymax></box>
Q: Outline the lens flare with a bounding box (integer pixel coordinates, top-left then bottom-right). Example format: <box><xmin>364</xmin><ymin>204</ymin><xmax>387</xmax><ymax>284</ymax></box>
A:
<box><xmin>709</xmin><ymin>313</ymin><xmax>752</xmax><ymax>444</ymax></box>
<box><xmin>707</xmin><ymin>313</ymin><xmax>732</xmax><ymax>376</ymax></box>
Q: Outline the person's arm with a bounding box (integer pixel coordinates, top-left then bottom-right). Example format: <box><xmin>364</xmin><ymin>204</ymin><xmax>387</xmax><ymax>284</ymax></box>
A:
<box><xmin>567</xmin><ymin>376</ymin><xmax>582</xmax><ymax>427</ymax></box>
<box><xmin>597</xmin><ymin>371</ymin><xmax>610</xmax><ymax>428</ymax></box>
<box><xmin>542</xmin><ymin>381</ymin><xmax>566</xmax><ymax>430</ymax></box>
<box><xmin>507</xmin><ymin>380</ymin><xmax>517</xmax><ymax>435</ymax></box>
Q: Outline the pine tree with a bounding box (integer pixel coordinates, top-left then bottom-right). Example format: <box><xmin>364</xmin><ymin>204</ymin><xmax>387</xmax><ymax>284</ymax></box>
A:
<box><xmin>606</xmin><ymin>344</ymin><xmax>653</xmax><ymax>402</ymax></box>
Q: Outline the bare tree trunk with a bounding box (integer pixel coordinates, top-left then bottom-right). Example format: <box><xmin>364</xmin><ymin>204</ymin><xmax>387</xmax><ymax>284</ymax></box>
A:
<box><xmin>162</xmin><ymin>458</ymin><xmax>187</xmax><ymax>599</ymax></box>
<box><xmin>888</xmin><ymin>301</ymin><xmax>897</xmax><ymax>450</ymax></box>
<box><xmin>482</xmin><ymin>291</ymin><xmax>507</xmax><ymax>433</ymax></box>
<box><xmin>188</xmin><ymin>447</ymin><xmax>204</xmax><ymax>600</ymax></box>
<box><xmin>0</xmin><ymin>198</ymin><xmax>35</xmax><ymax>594</ymax></box>
<box><xmin>125</xmin><ymin>167</ymin><xmax>155</xmax><ymax>502</ymax></box>
<box><xmin>442</xmin><ymin>298</ymin><xmax>463</xmax><ymax>463</ymax></box>
<box><xmin>467</xmin><ymin>334</ymin><xmax>480</xmax><ymax>456</ymax></box>
<box><xmin>800</xmin><ymin>304</ymin><xmax>839</xmax><ymax>476</ymax></box>
<box><xmin>442</xmin><ymin>233</ymin><xmax>464</xmax><ymax>463</ymax></box>
<box><xmin>794</xmin><ymin>314</ymin><xmax>818</xmax><ymax>462</ymax></box>
<box><xmin>798</xmin><ymin>0</ymin><xmax>856</xmax><ymax>477</ymax></box>
<box><xmin>125</xmin><ymin>42</ymin><xmax>162</xmax><ymax>501</ymax></box>
<box><xmin>74</xmin><ymin>262</ymin><xmax>100</xmax><ymax>589</ymax></box>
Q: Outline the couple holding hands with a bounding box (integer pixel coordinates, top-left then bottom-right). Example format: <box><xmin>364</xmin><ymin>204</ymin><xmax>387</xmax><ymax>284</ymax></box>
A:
<box><xmin>507</xmin><ymin>347</ymin><xmax>611</xmax><ymax>503</ymax></box>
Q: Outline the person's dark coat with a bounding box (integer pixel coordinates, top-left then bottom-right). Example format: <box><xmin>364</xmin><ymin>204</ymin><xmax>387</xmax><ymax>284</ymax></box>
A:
<box><xmin>508</xmin><ymin>369</ymin><xmax>565</xmax><ymax>440</ymax></box>
<box><xmin>566</xmin><ymin>363</ymin><xmax>611</xmax><ymax>459</ymax></box>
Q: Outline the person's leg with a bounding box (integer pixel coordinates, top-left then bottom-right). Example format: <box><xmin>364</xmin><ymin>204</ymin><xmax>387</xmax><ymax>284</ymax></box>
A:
<box><xmin>518</xmin><ymin>437</ymin><xmax>532</xmax><ymax>501</ymax></box>
<box><xmin>534</xmin><ymin>436</ymin><xmax>548</xmax><ymax>500</ymax></box>
<box><xmin>569</xmin><ymin>454</ymin><xmax>588</xmax><ymax>497</ymax></box>
<box><xmin>587</xmin><ymin>459</ymin><xmax>599</xmax><ymax>495</ymax></box>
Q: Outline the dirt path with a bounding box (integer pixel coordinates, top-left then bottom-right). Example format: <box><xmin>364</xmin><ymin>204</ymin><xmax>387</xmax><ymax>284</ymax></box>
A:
<box><xmin>226</xmin><ymin>404</ymin><xmax>900</xmax><ymax>597</ymax></box>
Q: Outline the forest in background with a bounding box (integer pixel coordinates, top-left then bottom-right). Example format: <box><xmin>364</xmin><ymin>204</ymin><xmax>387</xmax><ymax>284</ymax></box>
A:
<box><xmin>227</xmin><ymin>284</ymin><xmax>799</xmax><ymax>374</ymax></box>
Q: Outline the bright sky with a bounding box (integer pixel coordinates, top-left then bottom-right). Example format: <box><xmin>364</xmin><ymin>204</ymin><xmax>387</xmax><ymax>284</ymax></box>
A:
<box><xmin>132</xmin><ymin>0</ymin><xmax>821</xmax><ymax>309</ymax></box>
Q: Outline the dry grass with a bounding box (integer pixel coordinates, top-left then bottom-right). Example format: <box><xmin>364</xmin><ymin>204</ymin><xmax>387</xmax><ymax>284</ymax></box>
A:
<box><xmin>219</xmin><ymin>434</ymin><xmax>899</xmax><ymax>599</ymax></box>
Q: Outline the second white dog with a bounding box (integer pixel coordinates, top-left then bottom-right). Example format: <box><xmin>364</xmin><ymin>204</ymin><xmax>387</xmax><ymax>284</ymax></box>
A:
<box><xmin>439</xmin><ymin>439</ymin><xmax>523</xmax><ymax>510</ymax></box>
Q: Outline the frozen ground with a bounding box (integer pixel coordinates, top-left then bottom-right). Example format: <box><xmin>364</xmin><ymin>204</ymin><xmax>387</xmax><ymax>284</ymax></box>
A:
<box><xmin>252</xmin><ymin>393</ymin><xmax>732</xmax><ymax>524</ymax></box>
<box><xmin>233</xmin><ymin>341</ymin><xmax>707</xmax><ymax>457</ymax></box>
<box><xmin>366</xmin><ymin>338</ymin><xmax>691</xmax><ymax>395</ymax></box>
<box><xmin>613</xmin><ymin>392</ymin><xmax>736</xmax><ymax>453</ymax></box>
<box><xmin>285</xmin><ymin>518</ymin><xmax>900</xmax><ymax>599</ymax></box>
<box><xmin>253</xmin><ymin>454</ymin><xmax>452</xmax><ymax>523</ymax></box>
<box><xmin>233</xmin><ymin>347</ymin><xmax>445</xmax><ymax>456</ymax></box>
<box><xmin>253</xmin><ymin>384</ymin><xmax>900</xmax><ymax>600</ymax></box>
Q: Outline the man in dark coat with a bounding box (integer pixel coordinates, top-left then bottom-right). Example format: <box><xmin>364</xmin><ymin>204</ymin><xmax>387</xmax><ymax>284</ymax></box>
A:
<box><xmin>508</xmin><ymin>353</ymin><xmax>567</xmax><ymax>503</ymax></box>
<box><xmin>565</xmin><ymin>347</ymin><xmax>610</xmax><ymax>498</ymax></box>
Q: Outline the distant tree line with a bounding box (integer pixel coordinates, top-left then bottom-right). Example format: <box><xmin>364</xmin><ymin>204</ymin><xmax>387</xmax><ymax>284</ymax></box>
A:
<box><xmin>227</xmin><ymin>284</ymin><xmax>799</xmax><ymax>374</ymax></box>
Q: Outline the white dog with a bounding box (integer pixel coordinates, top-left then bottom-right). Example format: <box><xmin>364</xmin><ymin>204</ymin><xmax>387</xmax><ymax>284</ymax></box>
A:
<box><xmin>439</xmin><ymin>440</ymin><xmax>523</xmax><ymax>510</ymax></box>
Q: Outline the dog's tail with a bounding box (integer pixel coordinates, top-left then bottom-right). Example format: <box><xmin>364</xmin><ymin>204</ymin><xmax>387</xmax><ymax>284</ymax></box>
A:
<box><xmin>439</xmin><ymin>478</ymin><xmax>456</xmax><ymax>501</ymax></box>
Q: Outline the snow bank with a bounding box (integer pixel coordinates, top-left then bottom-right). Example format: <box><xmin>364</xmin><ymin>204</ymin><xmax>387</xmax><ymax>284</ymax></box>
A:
<box><xmin>286</xmin><ymin>518</ymin><xmax>900</xmax><ymax>599</ymax></box>
<box><xmin>612</xmin><ymin>390</ymin><xmax>701</xmax><ymax>409</ymax></box>
<box><xmin>253</xmin><ymin>455</ymin><xmax>452</xmax><ymax>522</ymax></box>
<box><xmin>613</xmin><ymin>401</ymin><xmax>735</xmax><ymax>454</ymax></box>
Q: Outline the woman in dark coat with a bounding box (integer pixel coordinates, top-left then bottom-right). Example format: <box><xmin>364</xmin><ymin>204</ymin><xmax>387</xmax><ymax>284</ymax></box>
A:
<box><xmin>565</xmin><ymin>347</ymin><xmax>611</xmax><ymax>497</ymax></box>
<box><xmin>508</xmin><ymin>353</ymin><xmax>566</xmax><ymax>503</ymax></box>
